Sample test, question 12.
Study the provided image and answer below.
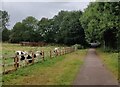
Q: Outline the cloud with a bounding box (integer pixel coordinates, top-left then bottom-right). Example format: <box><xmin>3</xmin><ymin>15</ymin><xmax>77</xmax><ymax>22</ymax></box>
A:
<box><xmin>3</xmin><ymin>0</ymin><xmax>92</xmax><ymax>2</ymax></box>
<box><xmin>2</xmin><ymin>2</ymin><xmax>90</xmax><ymax>29</ymax></box>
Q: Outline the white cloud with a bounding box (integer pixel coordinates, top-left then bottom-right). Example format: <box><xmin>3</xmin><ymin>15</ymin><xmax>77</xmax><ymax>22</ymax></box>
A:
<box><xmin>3</xmin><ymin>0</ymin><xmax>92</xmax><ymax>2</ymax></box>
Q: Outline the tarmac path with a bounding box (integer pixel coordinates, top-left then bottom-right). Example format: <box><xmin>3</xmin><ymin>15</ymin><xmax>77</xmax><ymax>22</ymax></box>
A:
<box><xmin>73</xmin><ymin>48</ymin><xmax>118</xmax><ymax>85</ymax></box>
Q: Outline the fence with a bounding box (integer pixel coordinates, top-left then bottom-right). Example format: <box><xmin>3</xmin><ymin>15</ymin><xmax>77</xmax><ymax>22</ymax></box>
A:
<box><xmin>1</xmin><ymin>47</ymin><xmax>76</xmax><ymax>75</ymax></box>
<box><xmin>20</xmin><ymin>42</ymin><xmax>47</xmax><ymax>47</ymax></box>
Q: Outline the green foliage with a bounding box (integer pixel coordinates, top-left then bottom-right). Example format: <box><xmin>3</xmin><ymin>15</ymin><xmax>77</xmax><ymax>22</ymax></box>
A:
<box><xmin>2</xmin><ymin>28</ymin><xmax>11</xmax><ymax>42</ymax></box>
<box><xmin>10</xmin><ymin>16</ymin><xmax>39</xmax><ymax>43</ymax></box>
<box><xmin>9</xmin><ymin>22</ymin><xmax>24</xmax><ymax>42</ymax></box>
<box><xmin>0</xmin><ymin>10</ymin><xmax>10</xmax><ymax>42</ymax></box>
<box><xmin>53</xmin><ymin>10</ymin><xmax>86</xmax><ymax>46</ymax></box>
<box><xmin>118</xmin><ymin>29</ymin><xmax>120</xmax><ymax>52</ymax></box>
<box><xmin>72</xmin><ymin>44</ymin><xmax>84</xmax><ymax>49</ymax></box>
<box><xmin>0</xmin><ymin>10</ymin><xmax>9</xmax><ymax>30</ymax></box>
<box><xmin>38</xmin><ymin>18</ymin><xmax>54</xmax><ymax>42</ymax></box>
<box><xmin>80</xmin><ymin>2</ymin><xmax>120</xmax><ymax>50</ymax></box>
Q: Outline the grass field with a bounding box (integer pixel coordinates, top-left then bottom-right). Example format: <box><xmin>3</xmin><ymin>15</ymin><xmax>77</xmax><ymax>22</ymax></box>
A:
<box><xmin>2</xmin><ymin>49</ymin><xmax>86</xmax><ymax>85</ymax></box>
<box><xmin>2</xmin><ymin>43</ymin><xmax>63</xmax><ymax>57</ymax></box>
<box><xmin>97</xmin><ymin>50</ymin><xmax>118</xmax><ymax>80</ymax></box>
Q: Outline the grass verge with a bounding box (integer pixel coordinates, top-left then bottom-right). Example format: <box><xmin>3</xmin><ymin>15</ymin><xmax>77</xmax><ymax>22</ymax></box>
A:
<box><xmin>97</xmin><ymin>49</ymin><xmax>118</xmax><ymax>80</ymax></box>
<box><xmin>2</xmin><ymin>49</ymin><xmax>86</xmax><ymax>85</ymax></box>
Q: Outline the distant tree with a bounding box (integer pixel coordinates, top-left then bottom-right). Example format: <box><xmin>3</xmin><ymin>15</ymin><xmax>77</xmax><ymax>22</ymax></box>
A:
<box><xmin>22</xmin><ymin>16</ymin><xmax>39</xmax><ymax>42</ymax></box>
<box><xmin>37</xmin><ymin>18</ymin><xmax>54</xmax><ymax>42</ymax></box>
<box><xmin>9</xmin><ymin>22</ymin><xmax>24</xmax><ymax>43</ymax></box>
<box><xmin>2</xmin><ymin>28</ymin><xmax>11</xmax><ymax>42</ymax></box>
<box><xmin>10</xmin><ymin>16</ymin><xmax>39</xmax><ymax>43</ymax></box>
<box><xmin>52</xmin><ymin>10</ymin><xmax>86</xmax><ymax>46</ymax></box>
<box><xmin>0</xmin><ymin>10</ymin><xmax>9</xmax><ymax>30</ymax></box>
<box><xmin>0</xmin><ymin>10</ymin><xmax>10</xmax><ymax>42</ymax></box>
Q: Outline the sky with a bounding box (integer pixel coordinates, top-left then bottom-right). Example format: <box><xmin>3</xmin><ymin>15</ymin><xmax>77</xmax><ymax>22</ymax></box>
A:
<box><xmin>2</xmin><ymin>1</ymin><xmax>90</xmax><ymax>29</ymax></box>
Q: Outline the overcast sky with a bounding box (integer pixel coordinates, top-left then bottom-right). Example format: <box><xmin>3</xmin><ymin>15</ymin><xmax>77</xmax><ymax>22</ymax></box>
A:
<box><xmin>2</xmin><ymin>2</ymin><xmax>90</xmax><ymax>29</ymax></box>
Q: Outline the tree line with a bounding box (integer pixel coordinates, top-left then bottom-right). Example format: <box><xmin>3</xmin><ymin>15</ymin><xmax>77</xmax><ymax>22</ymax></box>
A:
<box><xmin>1</xmin><ymin>2</ymin><xmax>120</xmax><ymax>50</ymax></box>
<box><xmin>1</xmin><ymin>10</ymin><xmax>87</xmax><ymax>46</ymax></box>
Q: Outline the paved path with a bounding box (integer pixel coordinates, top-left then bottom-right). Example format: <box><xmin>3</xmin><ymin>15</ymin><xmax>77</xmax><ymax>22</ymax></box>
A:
<box><xmin>73</xmin><ymin>48</ymin><xmax>118</xmax><ymax>85</ymax></box>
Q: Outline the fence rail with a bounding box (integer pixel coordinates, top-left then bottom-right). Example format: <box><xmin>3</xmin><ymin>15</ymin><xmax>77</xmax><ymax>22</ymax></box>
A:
<box><xmin>0</xmin><ymin>47</ymin><xmax>76</xmax><ymax>75</ymax></box>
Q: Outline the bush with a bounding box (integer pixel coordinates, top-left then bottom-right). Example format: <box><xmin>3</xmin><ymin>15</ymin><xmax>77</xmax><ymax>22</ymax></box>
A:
<box><xmin>72</xmin><ymin>44</ymin><xmax>84</xmax><ymax>49</ymax></box>
<box><xmin>99</xmin><ymin>47</ymin><xmax>119</xmax><ymax>53</ymax></box>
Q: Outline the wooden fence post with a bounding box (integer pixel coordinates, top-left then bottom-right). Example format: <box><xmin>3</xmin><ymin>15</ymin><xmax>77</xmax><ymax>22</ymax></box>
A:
<box><xmin>59</xmin><ymin>50</ymin><xmax>61</xmax><ymax>56</ymax></box>
<box><xmin>62</xmin><ymin>49</ymin><xmax>64</xmax><ymax>55</ymax></box>
<box><xmin>42</xmin><ymin>51</ymin><xmax>45</xmax><ymax>61</ymax></box>
<box><xmin>66</xmin><ymin>48</ymin><xmax>68</xmax><ymax>54</ymax></box>
<box><xmin>61</xmin><ymin>50</ymin><xmax>62</xmax><ymax>55</ymax></box>
<box><xmin>2</xmin><ymin>57</ymin><xmax>5</xmax><ymax>74</ymax></box>
<box><xmin>70</xmin><ymin>48</ymin><xmax>72</xmax><ymax>52</ymax></box>
<box><xmin>68</xmin><ymin>48</ymin><xmax>69</xmax><ymax>53</ymax></box>
<box><xmin>17</xmin><ymin>56</ymin><xmax>19</xmax><ymax>68</ymax></box>
<box><xmin>67</xmin><ymin>48</ymin><xmax>68</xmax><ymax>53</ymax></box>
<box><xmin>50</xmin><ymin>50</ymin><xmax>52</xmax><ymax>58</ymax></box>
<box><xmin>56</xmin><ymin>50</ymin><xmax>58</xmax><ymax>56</ymax></box>
<box><xmin>63</xmin><ymin>49</ymin><xmax>65</xmax><ymax>55</ymax></box>
<box><xmin>32</xmin><ymin>52</ymin><xmax>34</xmax><ymax>64</ymax></box>
<box><xmin>65</xmin><ymin>48</ymin><xmax>66</xmax><ymax>54</ymax></box>
<box><xmin>69</xmin><ymin>48</ymin><xmax>71</xmax><ymax>53</ymax></box>
<box><xmin>14</xmin><ymin>55</ymin><xmax>19</xmax><ymax>70</ymax></box>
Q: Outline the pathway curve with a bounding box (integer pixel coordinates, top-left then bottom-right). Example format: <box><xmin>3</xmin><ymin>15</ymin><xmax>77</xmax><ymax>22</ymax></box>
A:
<box><xmin>73</xmin><ymin>48</ymin><xmax>118</xmax><ymax>85</ymax></box>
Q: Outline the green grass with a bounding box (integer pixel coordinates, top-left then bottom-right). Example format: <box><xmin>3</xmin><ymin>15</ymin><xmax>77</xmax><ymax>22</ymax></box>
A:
<box><xmin>97</xmin><ymin>49</ymin><xmax>118</xmax><ymax>80</ymax></box>
<box><xmin>2</xmin><ymin>50</ymin><xmax>86</xmax><ymax>85</ymax></box>
<box><xmin>2</xmin><ymin>43</ymin><xmax>62</xmax><ymax>57</ymax></box>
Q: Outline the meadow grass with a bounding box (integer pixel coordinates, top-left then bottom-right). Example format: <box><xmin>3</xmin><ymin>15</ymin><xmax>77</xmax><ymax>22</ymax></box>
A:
<box><xmin>2</xmin><ymin>43</ymin><xmax>61</xmax><ymax>57</ymax></box>
<box><xmin>2</xmin><ymin>49</ymin><xmax>86</xmax><ymax>85</ymax></box>
<box><xmin>97</xmin><ymin>49</ymin><xmax>118</xmax><ymax>80</ymax></box>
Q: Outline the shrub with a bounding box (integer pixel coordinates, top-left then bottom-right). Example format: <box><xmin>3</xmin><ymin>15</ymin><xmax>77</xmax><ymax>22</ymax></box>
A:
<box><xmin>72</xmin><ymin>44</ymin><xmax>84</xmax><ymax>49</ymax></box>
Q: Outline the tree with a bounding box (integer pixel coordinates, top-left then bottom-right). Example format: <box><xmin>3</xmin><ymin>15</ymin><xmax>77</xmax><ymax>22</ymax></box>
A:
<box><xmin>0</xmin><ymin>10</ymin><xmax>10</xmax><ymax>42</ymax></box>
<box><xmin>80</xmin><ymin>2</ymin><xmax>120</xmax><ymax>50</ymax></box>
<box><xmin>22</xmin><ymin>16</ymin><xmax>39</xmax><ymax>42</ymax></box>
<box><xmin>38</xmin><ymin>18</ymin><xmax>54</xmax><ymax>43</ymax></box>
<box><xmin>2</xmin><ymin>28</ymin><xmax>11</xmax><ymax>42</ymax></box>
<box><xmin>51</xmin><ymin>10</ymin><xmax>86</xmax><ymax>46</ymax></box>
<box><xmin>9</xmin><ymin>22</ymin><xmax>25</xmax><ymax>43</ymax></box>
<box><xmin>0</xmin><ymin>10</ymin><xmax>9</xmax><ymax>30</ymax></box>
<box><xmin>10</xmin><ymin>16</ymin><xmax>39</xmax><ymax>43</ymax></box>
